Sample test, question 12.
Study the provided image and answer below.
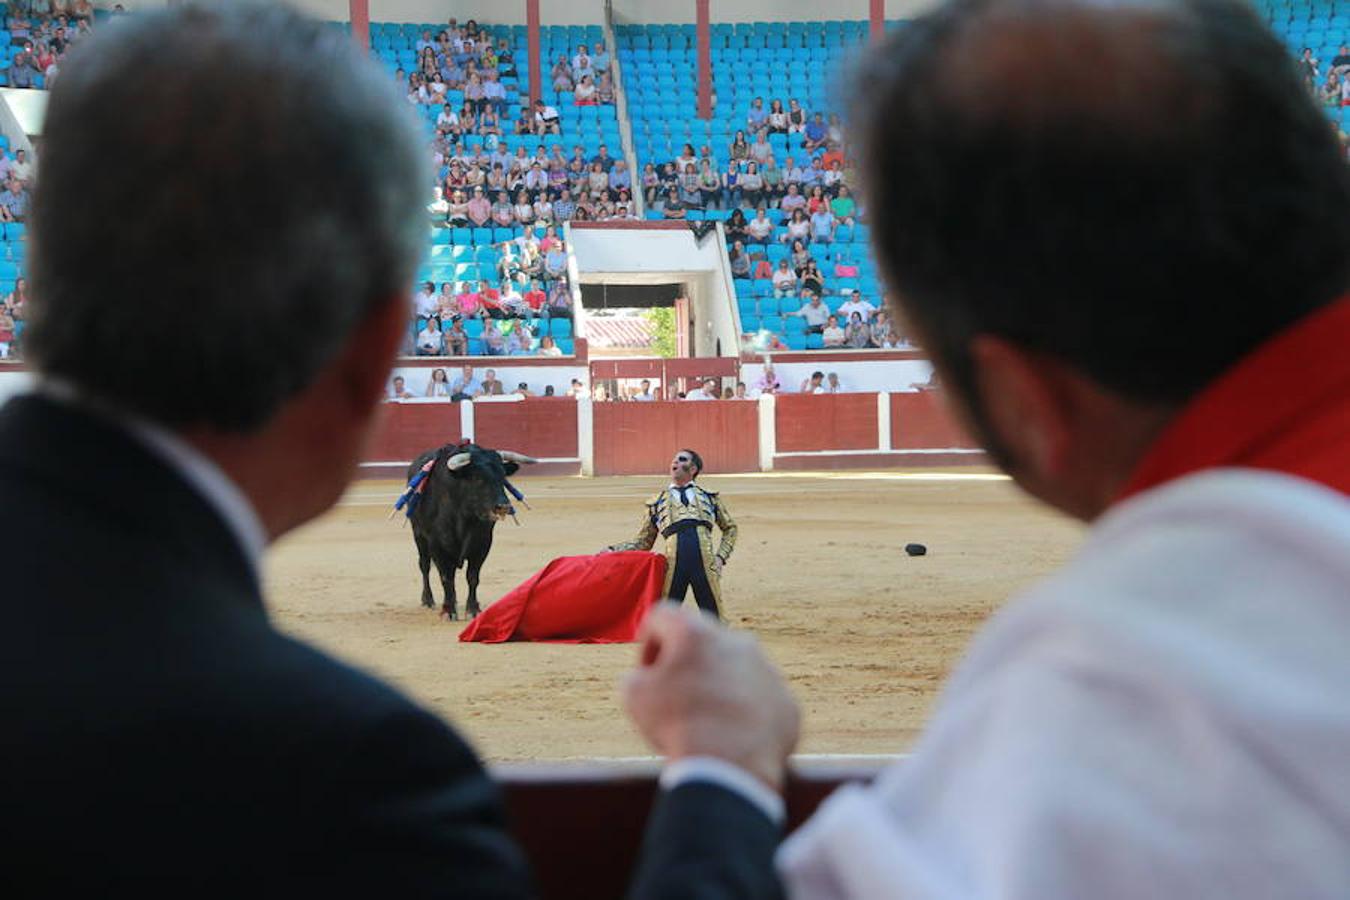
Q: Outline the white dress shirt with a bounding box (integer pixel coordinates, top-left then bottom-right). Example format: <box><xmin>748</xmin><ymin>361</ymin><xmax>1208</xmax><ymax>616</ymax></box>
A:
<box><xmin>773</xmin><ymin>470</ymin><xmax>1350</xmax><ymax>898</ymax></box>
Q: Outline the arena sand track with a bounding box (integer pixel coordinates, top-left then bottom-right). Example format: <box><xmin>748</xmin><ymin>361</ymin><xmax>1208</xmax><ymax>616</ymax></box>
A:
<box><xmin>265</xmin><ymin>470</ymin><xmax>1083</xmax><ymax>761</ymax></box>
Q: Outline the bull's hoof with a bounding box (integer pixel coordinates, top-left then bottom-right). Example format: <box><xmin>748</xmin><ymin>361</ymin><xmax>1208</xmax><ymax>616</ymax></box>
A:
<box><xmin>467</xmin><ymin>606</ymin><xmax>482</xmax><ymax>620</ymax></box>
<box><xmin>439</xmin><ymin>608</ymin><xmax>458</xmax><ymax>621</ymax></box>
<box><xmin>420</xmin><ymin>596</ymin><xmax>435</xmax><ymax>609</ymax></box>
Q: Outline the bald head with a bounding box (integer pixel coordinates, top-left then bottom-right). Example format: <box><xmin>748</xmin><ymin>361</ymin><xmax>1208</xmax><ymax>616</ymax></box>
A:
<box><xmin>856</xmin><ymin>0</ymin><xmax>1350</xmax><ymax>407</ymax></box>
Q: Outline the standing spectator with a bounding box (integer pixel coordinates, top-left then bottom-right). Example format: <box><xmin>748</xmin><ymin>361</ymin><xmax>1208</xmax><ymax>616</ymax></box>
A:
<box><xmin>416</xmin><ymin>317</ymin><xmax>444</xmax><ymax>356</ymax></box>
<box><xmin>728</xmin><ymin>240</ymin><xmax>751</xmax><ymax>279</ymax></box>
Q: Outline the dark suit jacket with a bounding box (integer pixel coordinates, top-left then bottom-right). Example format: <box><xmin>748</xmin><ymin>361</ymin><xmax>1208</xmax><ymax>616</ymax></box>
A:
<box><xmin>0</xmin><ymin>395</ymin><xmax>532</xmax><ymax>897</ymax></box>
<box><xmin>628</xmin><ymin>783</ymin><xmax>785</xmax><ymax>899</ymax></box>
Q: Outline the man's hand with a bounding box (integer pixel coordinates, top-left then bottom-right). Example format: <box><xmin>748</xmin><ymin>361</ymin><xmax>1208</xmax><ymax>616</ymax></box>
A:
<box><xmin>622</xmin><ymin>604</ymin><xmax>800</xmax><ymax>791</ymax></box>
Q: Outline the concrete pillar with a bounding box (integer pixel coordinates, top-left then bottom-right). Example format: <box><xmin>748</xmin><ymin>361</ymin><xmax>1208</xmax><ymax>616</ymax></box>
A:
<box><xmin>527</xmin><ymin>0</ymin><xmax>542</xmax><ymax>105</ymax></box>
<box><xmin>696</xmin><ymin>0</ymin><xmax>712</xmax><ymax>119</ymax></box>
<box><xmin>870</xmin><ymin>0</ymin><xmax>885</xmax><ymax>44</ymax></box>
<box><xmin>877</xmin><ymin>391</ymin><xmax>892</xmax><ymax>451</ymax></box>
<box><xmin>349</xmin><ymin>0</ymin><xmax>369</xmax><ymax>56</ymax></box>
<box><xmin>460</xmin><ymin>400</ymin><xmax>477</xmax><ymax>442</ymax></box>
<box><xmin>757</xmin><ymin>394</ymin><xmax>776</xmax><ymax>471</ymax></box>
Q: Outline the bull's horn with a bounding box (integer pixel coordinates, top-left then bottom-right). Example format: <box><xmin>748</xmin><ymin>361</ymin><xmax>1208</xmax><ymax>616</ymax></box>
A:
<box><xmin>445</xmin><ymin>451</ymin><xmax>472</xmax><ymax>471</ymax></box>
<box><xmin>498</xmin><ymin>450</ymin><xmax>537</xmax><ymax>464</ymax></box>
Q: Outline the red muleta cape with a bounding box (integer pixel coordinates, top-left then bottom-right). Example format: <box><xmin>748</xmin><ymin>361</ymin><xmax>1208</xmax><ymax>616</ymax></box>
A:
<box><xmin>458</xmin><ymin>551</ymin><xmax>667</xmax><ymax>644</ymax></box>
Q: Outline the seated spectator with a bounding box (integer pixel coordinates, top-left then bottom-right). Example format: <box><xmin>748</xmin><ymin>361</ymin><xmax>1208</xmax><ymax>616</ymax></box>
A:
<box><xmin>761</xmin><ymin>156</ymin><xmax>784</xmax><ymax>203</ymax></box>
<box><xmin>444</xmin><ymin>318</ymin><xmax>469</xmax><ymax>356</ymax></box>
<box><xmin>789</xmin><ymin>239</ymin><xmax>811</xmax><ymax>272</ymax></box>
<box><xmin>1334</xmin><ymin>44</ymin><xmax>1350</xmax><ymax>74</ymax></box>
<box><xmin>491</xmin><ymin>191</ymin><xmax>515</xmax><ymax>227</ymax></box>
<box><xmin>500</xmin><ymin>281</ymin><xmax>530</xmax><ymax>318</ymax></box>
<box><xmin>481</xmin><ymin>320</ymin><xmax>506</xmax><ymax>356</ymax></box>
<box><xmin>388</xmin><ymin>375</ymin><xmax>414</xmax><ymax>400</ymax></box>
<box><xmin>427</xmin><ymin>185</ymin><xmax>450</xmax><ymax>224</ymax></box>
<box><xmin>780</xmin><ymin>183</ymin><xmax>807</xmax><ymax>215</ymax></box>
<box><xmin>1322</xmin><ymin>71</ymin><xmax>1341</xmax><ymax>106</ymax></box>
<box><xmin>533</xmin><ymin>99</ymin><xmax>560</xmax><ymax>135</ymax></box>
<box><xmin>513</xmin><ymin>189</ymin><xmax>536</xmax><ymax>226</ymax></box>
<box><xmin>478</xmin><ymin>106</ymin><xmax>502</xmax><ymax>137</ymax></box>
<box><xmin>740</xmin><ymin>163</ymin><xmax>765</xmax><ymax>208</ymax></box>
<box><xmin>698</xmin><ymin>159</ymin><xmax>721</xmax><ymax>209</ymax></box>
<box><xmin>749</xmin><ymin>252</ymin><xmax>772</xmax><ymax>280</ymax></box>
<box><xmin>771</xmin><ymin>258</ymin><xmax>798</xmax><ymax>297</ymax></box>
<box><xmin>845</xmin><ymin>311</ymin><xmax>871</xmax><ymax>348</ymax></box>
<box><xmin>416</xmin><ymin>318</ymin><xmax>444</xmax><ymax>356</ymax></box>
<box><xmin>523</xmin><ymin>279</ymin><xmax>548</xmax><ymax>316</ymax></box>
<box><xmin>789</xmin><ymin>291</ymin><xmax>830</xmax><ymax>333</ymax></box>
<box><xmin>831</xmin><ymin>185</ymin><xmax>857</xmax><ymax>226</ymax></box>
<box><xmin>547</xmin><ymin>281</ymin><xmax>572</xmax><ymax>316</ymax></box>
<box><xmin>750</xmin><ymin>129</ymin><xmax>773</xmax><ymax>166</ymax></box>
<box><xmin>596</xmin><ymin>72</ymin><xmax>615</xmax><ymax>105</ymax></box>
<box><xmin>803</xmin><ymin>112</ymin><xmax>829</xmax><ymax>152</ymax></box>
<box><xmin>544</xmin><ymin>242</ymin><xmax>568</xmax><ymax>279</ymax></box>
<box><xmin>513</xmin><ymin>382</ymin><xmax>533</xmax><ymax>397</ymax></box>
<box><xmin>662</xmin><ymin>188</ymin><xmax>686</xmax><ymax>219</ymax></box>
<box><xmin>464</xmin><ymin>72</ymin><xmax>485</xmax><ymax>112</ymax></box>
<box><xmin>571</xmin><ymin>44</ymin><xmax>594</xmax><ymax>82</ymax></box>
<box><xmin>767</xmin><ymin>99</ymin><xmax>789</xmax><ymax>134</ymax></box>
<box><xmin>507</xmin><ymin>319</ymin><xmax>534</xmax><ymax>355</ymax></box>
<box><xmin>728</xmin><ymin>240</ymin><xmax>751</xmax><ymax>279</ymax></box>
<box><xmin>810</xmin><ymin>207</ymin><xmax>836</xmax><ymax>244</ymax></box>
<box><xmin>586</xmin><ymin>161</ymin><xmax>609</xmax><ymax>199</ymax></box>
<box><xmin>551</xmin><ymin>54</ymin><xmax>573</xmax><ymax>92</ymax></box>
<box><xmin>745</xmin><ymin>96</ymin><xmax>767</xmax><ymax>133</ymax></box>
<box><xmin>729</xmin><ymin>130</ymin><xmax>750</xmax><ymax>163</ymax></box>
<box><xmin>426</xmin><ymin>367</ymin><xmax>452</xmax><ymax>397</ymax></box>
<box><xmin>610</xmin><ymin>159</ymin><xmax>631</xmax><ymax>193</ymax></box>
<box><xmin>657</xmin><ymin>161</ymin><xmax>679</xmax><ymax>200</ymax></box>
<box><xmin>456</xmin><ymin>282</ymin><xmax>483</xmax><ymax>318</ymax></box>
<box><xmin>413</xmin><ymin>281</ymin><xmax>439</xmax><ymax>318</ymax></box>
<box><xmin>676</xmin><ymin>162</ymin><xmax>701</xmax><ymax>207</ymax></box>
<box><xmin>574</xmin><ymin>74</ymin><xmax>597</xmax><ymax>105</ymax></box>
<box><xmin>826</xmin><ymin>112</ymin><xmax>845</xmax><ymax>145</ymax></box>
<box><xmin>725</xmin><ymin>208</ymin><xmax>750</xmax><ymax>242</ymax></box>
<box><xmin>641</xmin><ymin>163</ymin><xmax>660</xmax><ymax>206</ymax></box>
<box><xmin>436</xmin><ymin>282</ymin><xmax>458</xmax><ymax>319</ymax></box>
<box><xmin>466</xmin><ymin>186</ymin><xmax>491</xmax><ymax>226</ymax></box>
<box><xmin>870</xmin><ymin>309</ymin><xmax>894</xmax><ymax>348</ymax></box>
<box><xmin>483</xmin><ymin>72</ymin><xmax>506</xmax><ymax>113</ymax></box>
<box><xmin>0</xmin><ymin>305</ymin><xmax>13</xmax><ymax>359</ymax></box>
<box><xmin>513</xmin><ymin>109</ymin><xmax>533</xmax><ymax>135</ymax></box>
<box><xmin>781</xmin><ymin>209</ymin><xmax>811</xmax><ymax>245</ymax></box>
<box><xmin>799</xmin><ymin>259</ymin><xmax>824</xmax><ymax>296</ymax></box>
<box><xmin>478</xmin><ymin>280</ymin><xmax>504</xmax><ymax>319</ymax></box>
<box><xmin>446</xmin><ymin>188</ymin><xmax>470</xmax><ymax>226</ymax></box>
<box><xmin>800</xmin><ymin>370</ymin><xmax>827</xmax><ymax>393</ymax></box>
<box><xmin>821</xmin><ymin>314</ymin><xmax>845</xmax><ymax>348</ymax></box>
<box><xmin>8</xmin><ymin>52</ymin><xmax>39</xmax><ymax>89</ymax></box>
<box><xmin>553</xmin><ymin>187</ymin><xmax>577</xmax><ymax>221</ymax></box>
<box><xmin>743</xmin><ymin>207</ymin><xmax>775</xmax><ymax>244</ymax></box>
<box><xmin>524</xmin><ymin>161</ymin><xmax>549</xmax><ymax>194</ymax></box>
<box><xmin>821</xmin><ymin>159</ymin><xmax>845</xmax><ymax>195</ymax></box>
<box><xmin>838</xmin><ymin>289</ymin><xmax>877</xmax><ymax>322</ymax></box>
<box><xmin>449</xmin><ymin>364</ymin><xmax>482</xmax><ymax>399</ymax></box>
<box><xmin>533</xmin><ymin>191</ymin><xmax>554</xmax><ymax>224</ymax></box>
<box><xmin>537</xmin><ymin>335</ymin><xmax>563</xmax><ymax>357</ymax></box>
<box><xmin>787</xmin><ymin>98</ymin><xmax>806</xmax><ymax>134</ymax></box>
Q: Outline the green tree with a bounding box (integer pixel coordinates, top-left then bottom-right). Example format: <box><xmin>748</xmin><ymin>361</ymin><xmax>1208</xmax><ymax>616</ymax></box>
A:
<box><xmin>644</xmin><ymin>306</ymin><xmax>677</xmax><ymax>358</ymax></box>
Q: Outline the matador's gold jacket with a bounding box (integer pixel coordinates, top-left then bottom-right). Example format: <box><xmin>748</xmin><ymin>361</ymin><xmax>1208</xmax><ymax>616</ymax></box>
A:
<box><xmin>607</xmin><ymin>483</ymin><xmax>738</xmax><ymax>613</ymax></box>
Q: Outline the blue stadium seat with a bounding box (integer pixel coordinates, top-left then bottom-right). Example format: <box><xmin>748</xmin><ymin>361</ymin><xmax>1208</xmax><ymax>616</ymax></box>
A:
<box><xmin>451</xmin><ymin>227</ymin><xmax>472</xmax><ymax>244</ymax></box>
<box><xmin>472</xmin><ymin>227</ymin><xmax>494</xmax><ymax>245</ymax></box>
<box><xmin>556</xmin><ymin>337</ymin><xmax>575</xmax><ymax>355</ymax></box>
<box><xmin>806</xmin><ymin>332</ymin><xmax>824</xmax><ymax>350</ymax></box>
<box><xmin>550</xmin><ymin>318</ymin><xmax>573</xmax><ymax>338</ymax></box>
<box><xmin>741</xmin><ymin>314</ymin><xmax>761</xmax><ymax>332</ymax></box>
<box><xmin>785</xmin><ymin>333</ymin><xmax>808</xmax><ymax>350</ymax></box>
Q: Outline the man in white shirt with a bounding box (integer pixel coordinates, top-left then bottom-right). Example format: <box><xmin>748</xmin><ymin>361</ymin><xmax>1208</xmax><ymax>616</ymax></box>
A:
<box><xmin>836</xmin><ymin>289</ymin><xmax>876</xmax><ymax>322</ymax></box>
<box><xmin>533</xmin><ymin>99</ymin><xmax>560</xmax><ymax>135</ymax></box>
<box><xmin>621</xmin><ymin>0</ymin><xmax>1350</xmax><ymax>897</ymax></box>
<box><xmin>789</xmin><ymin>291</ymin><xmax>830</xmax><ymax>333</ymax></box>
<box><xmin>413</xmin><ymin>281</ymin><xmax>439</xmax><ymax>318</ymax></box>
<box><xmin>449</xmin><ymin>364</ymin><xmax>482</xmax><ymax>399</ymax></box>
<box><xmin>11</xmin><ymin>149</ymin><xmax>34</xmax><ymax>185</ymax></box>
<box><xmin>683</xmin><ymin>378</ymin><xmax>719</xmax><ymax>400</ymax></box>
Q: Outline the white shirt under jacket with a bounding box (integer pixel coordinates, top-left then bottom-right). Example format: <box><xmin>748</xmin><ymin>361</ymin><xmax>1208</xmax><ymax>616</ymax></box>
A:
<box><xmin>776</xmin><ymin>469</ymin><xmax>1350</xmax><ymax>899</ymax></box>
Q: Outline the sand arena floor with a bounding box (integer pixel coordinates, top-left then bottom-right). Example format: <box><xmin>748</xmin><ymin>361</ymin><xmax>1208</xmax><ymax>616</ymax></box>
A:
<box><xmin>265</xmin><ymin>470</ymin><xmax>1083</xmax><ymax>761</ymax></box>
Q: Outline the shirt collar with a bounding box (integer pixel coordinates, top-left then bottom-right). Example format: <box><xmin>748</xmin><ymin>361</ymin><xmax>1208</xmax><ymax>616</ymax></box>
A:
<box><xmin>37</xmin><ymin>379</ymin><xmax>268</xmax><ymax>583</ymax></box>
<box><xmin>1118</xmin><ymin>297</ymin><xmax>1350</xmax><ymax>501</ymax></box>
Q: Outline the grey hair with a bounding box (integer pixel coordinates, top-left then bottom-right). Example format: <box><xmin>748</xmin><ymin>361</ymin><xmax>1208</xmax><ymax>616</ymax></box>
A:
<box><xmin>26</xmin><ymin>3</ymin><xmax>428</xmax><ymax>431</ymax></box>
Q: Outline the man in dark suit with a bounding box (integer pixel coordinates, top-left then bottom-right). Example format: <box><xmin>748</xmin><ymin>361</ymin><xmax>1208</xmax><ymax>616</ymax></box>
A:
<box><xmin>1</xmin><ymin>6</ymin><xmax>531</xmax><ymax>895</ymax></box>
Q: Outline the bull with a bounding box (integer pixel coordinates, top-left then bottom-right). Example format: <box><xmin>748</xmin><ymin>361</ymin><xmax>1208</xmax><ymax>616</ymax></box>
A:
<box><xmin>395</xmin><ymin>442</ymin><xmax>537</xmax><ymax>620</ymax></box>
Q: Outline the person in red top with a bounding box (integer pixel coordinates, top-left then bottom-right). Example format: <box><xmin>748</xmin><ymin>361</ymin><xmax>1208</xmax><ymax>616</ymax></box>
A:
<box><xmin>522</xmin><ymin>279</ymin><xmax>547</xmax><ymax>314</ymax></box>
<box><xmin>619</xmin><ymin>1</ymin><xmax>1350</xmax><ymax>897</ymax></box>
<box><xmin>475</xmin><ymin>279</ymin><xmax>504</xmax><ymax>319</ymax></box>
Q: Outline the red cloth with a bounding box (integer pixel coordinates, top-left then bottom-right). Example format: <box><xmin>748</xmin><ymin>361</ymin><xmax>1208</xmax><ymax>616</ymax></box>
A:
<box><xmin>459</xmin><ymin>552</ymin><xmax>667</xmax><ymax>644</ymax></box>
<box><xmin>1118</xmin><ymin>297</ymin><xmax>1350</xmax><ymax>501</ymax></box>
